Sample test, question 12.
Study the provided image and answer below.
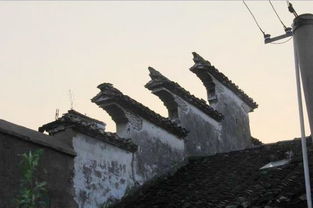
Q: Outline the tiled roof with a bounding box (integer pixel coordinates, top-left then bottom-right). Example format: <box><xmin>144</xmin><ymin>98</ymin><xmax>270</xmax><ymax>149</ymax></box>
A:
<box><xmin>66</xmin><ymin>109</ymin><xmax>106</xmax><ymax>128</ymax></box>
<box><xmin>145</xmin><ymin>67</ymin><xmax>223</xmax><ymax>122</ymax></box>
<box><xmin>190</xmin><ymin>52</ymin><xmax>258</xmax><ymax>110</ymax></box>
<box><xmin>92</xmin><ymin>83</ymin><xmax>188</xmax><ymax>138</ymax></box>
<box><xmin>39</xmin><ymin>110</ymin><xmax>137</xmax><ymax>152</ymax></box>
<box><xmin>113</xmin><ymin>139</ymin><xmax>312</xmax><ymax>208</ymax></box>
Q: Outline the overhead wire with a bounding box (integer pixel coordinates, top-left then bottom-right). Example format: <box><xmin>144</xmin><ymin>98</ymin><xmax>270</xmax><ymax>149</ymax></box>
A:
<box><xmin>242</xmin><ymin>0</ymin><xmax>267</xmax><ymax>37</ymax></box>
<box><xmin>243</xmin><ymin>0</ymin><xmax>295</xmax><ymax>44</ymax></box>
<box><xmin>268</xmin><ymin>0</ymin><xmax>288</xmax><ymax>29</ymax></box>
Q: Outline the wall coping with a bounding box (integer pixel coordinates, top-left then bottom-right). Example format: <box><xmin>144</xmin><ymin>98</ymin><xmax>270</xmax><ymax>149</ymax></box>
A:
<box><xmin>92</xmin><ymin>83</ymin><xmax>188</xmax><ymax>138</ymax></box>
<box><xmin>39</xmin><ymin>110</ymin><xmax>138</xmax><ymax>153</ymax></box>
<box><xmin>0</xmin><ymin>119</ymin><xmax>76</xmax><ymax>156</ymax></box>
<box><xmin>190</xmin><ymin>52</ymin><xmax>258</xmax><ymax>110</ymax></box>
<box><xmin>145</xmin><ymin>67</ymin><xmax>223</xmax><ymax>122</ymax></box>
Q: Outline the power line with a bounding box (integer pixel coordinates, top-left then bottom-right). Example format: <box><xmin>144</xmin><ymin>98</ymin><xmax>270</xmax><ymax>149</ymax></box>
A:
<box><xmin>243</xmin><ymin>0</ymin><xmax>293</xmax><ymax>44</ymax></box>
<box><xmin>242</xmin><ymin>0</ymin><xmax>266</xmax><ymax>36</ymax></box>
<box><xmin>268</xmin><ymin>0</ymin><xmax>287</xmax><ymax>29</ymax></box>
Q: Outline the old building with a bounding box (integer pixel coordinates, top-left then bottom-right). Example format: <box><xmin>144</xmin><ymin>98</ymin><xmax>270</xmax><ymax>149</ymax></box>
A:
<box><xmin>0</xmin><ymin>53</ymin><xmax>260</xmax><ymax>208</ymax></box>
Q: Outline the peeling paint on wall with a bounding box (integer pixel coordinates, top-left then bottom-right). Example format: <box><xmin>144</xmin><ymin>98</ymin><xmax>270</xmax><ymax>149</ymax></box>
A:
<box><xmin>73</xmin><ymin>134</ymin><xmax>136</xmax><ymax>208</ymax></box>
<box><xmin>118</xmin><ymin>113</ymin><xmax>185</xmax><ymax>182</ymax></box>
<box><xmin>212</xmin><ymin>78</ymin><xmax>252</xmax><ymax>151</ymax></box>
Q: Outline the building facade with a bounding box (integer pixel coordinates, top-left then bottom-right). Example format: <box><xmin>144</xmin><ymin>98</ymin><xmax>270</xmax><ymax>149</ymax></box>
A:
<box><xmin>0</xmin><ymin>53</ymin><xmax>257</xmax><ymax>208</ymax></box>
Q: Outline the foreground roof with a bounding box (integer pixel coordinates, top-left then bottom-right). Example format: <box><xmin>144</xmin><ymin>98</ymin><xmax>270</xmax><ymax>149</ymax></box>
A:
<box><xmin>114</xmin><ymin>139</ymin><xmax>312</xmax><ymax>208</ymax></box>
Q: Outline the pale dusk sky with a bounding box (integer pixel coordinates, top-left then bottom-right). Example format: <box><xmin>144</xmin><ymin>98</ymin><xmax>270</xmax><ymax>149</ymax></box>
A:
<box><xmin>1</xmin><ymin>1</ymin><xmax>313</xmax><ymax>143</ymax></box>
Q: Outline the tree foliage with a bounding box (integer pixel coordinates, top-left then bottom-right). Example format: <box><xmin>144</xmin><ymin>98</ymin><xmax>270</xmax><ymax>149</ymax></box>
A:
<box><xmin>15</xmin><ymin>149</ymin><xmax>49</xmax><ymax>208</ymax></box>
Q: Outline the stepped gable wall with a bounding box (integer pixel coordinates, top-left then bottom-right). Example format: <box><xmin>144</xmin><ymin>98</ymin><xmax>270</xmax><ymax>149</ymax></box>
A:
<box><xmin>190</xmin><ymin>52</ymin><xmax>257</xmax><ymax>151</ymax></box>
<box><xmin>145</xmin><ymin>67</ymin><xmax>224</xmax><ymax>156</ymax></box>
<box><xmin>92</xmin><ymin>83</ymin><xmax>186</xmax><ymax>182</ymax></box>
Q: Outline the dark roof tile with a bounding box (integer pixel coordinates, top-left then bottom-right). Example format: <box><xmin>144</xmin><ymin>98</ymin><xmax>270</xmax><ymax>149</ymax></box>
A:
<box><xmin>113</xmin><ymin>138</ymin><xmax>312</xmax><ymax>208</ymax></box>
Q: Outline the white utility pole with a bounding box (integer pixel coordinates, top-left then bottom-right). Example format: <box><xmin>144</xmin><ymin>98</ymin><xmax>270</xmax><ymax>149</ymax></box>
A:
<box><xmin>294</xmin><ymin>38</ymin><xmax>312</xmax><ymax>208</ymax></box>
<box><xmin>293</xmin><ymin>13</ymin><xmax>313</xmax><ymax>208</ymax></box>
<box><xmin>293</xmin><ymin>14</ymin><xmax>313</xmax><ymax>137</ymax></box>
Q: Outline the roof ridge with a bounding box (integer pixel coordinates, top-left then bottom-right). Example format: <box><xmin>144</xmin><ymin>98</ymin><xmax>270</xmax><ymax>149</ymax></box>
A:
<box><xmin>66</xmin><ymin>109</ymin><xmax>105</xmax><ymax>125</ymax></box>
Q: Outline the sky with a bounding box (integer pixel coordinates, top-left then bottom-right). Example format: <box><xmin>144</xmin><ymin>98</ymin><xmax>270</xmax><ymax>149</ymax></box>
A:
<box><xmin>0</xmin><ymin>1</ymin><xmax>312</xmax><ymax>144</ymax></box>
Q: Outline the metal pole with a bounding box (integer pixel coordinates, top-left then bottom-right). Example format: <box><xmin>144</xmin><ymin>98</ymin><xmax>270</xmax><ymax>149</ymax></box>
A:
<box><xmin>293</xmin><ymin>38</ymin><xmax>312</xmax><ymax>208</ymax></box>
<box><xmin>293</xmin><ymin>14</ymin><xmax>313</xmax><ymax>138</ymax></box>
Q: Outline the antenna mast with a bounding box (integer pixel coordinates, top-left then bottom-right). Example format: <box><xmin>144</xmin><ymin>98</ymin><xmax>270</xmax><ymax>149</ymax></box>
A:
<box><xmin>69</xmin><ymin>89</ymin><xmax>74</xmax><ymax>110</ymax></box>
<box><xmin>55</xmin><ymin>109</ymin><xmax>59</xmax><ymax>120</ymax></box>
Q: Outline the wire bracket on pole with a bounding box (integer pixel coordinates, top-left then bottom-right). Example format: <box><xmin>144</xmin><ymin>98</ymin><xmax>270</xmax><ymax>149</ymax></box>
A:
<box><xmin>264</xmin><ymin>27</ymin><xmax>293</xmax><ymax>44</ymax></box>
<box><xmin>265</xmin><ymin>1</ymin><xmax>295</xmax><ymax>44</ymax></box>
<box><xmin>242</xmin><ymin>0</ymin><xmax>292</xmax><ymax>44</ymax></box>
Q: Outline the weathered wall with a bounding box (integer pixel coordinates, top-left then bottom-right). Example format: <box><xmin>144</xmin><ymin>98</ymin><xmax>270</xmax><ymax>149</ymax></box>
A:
<box><xmin>149</xmin><ymin>87</ymin><xmax>222</xmax><ymax>156</ymax></box>
<box><xmin>189</xmin><ymin>52</ymin><xmax>255</xmax><ymax>151</ymax></box>
<box><xmin>72</xmin><ymin>133</ymin><xmax>136</xmax><ymax>208</ymax></box>
<box><xmin>38</xmin><ymin>108</ymin><xmax>185</xmax><ymax>207</ymax></box>
<box><xmin>176</xmin><ymin>97</ymin><xmax>222</xmax><ymax>156</ymax></box>
<box><xmin>91</xmin><ymin>83</ymin><xmax>186</xmax><ymax>184</ymax></box>
<box><xmin>0</xmin><ymin>128</ymin><xmax>76</xmax><ymax>208</ymax></box>
<box><xmin>210</xmin><ymin>78</ymin><xmax>252</xmax><ymax>151</ymax></box>
<box><xmin>115</xmin><ymin>112</ymin><xmax>185</xmax><ymax>183</ymax></box>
